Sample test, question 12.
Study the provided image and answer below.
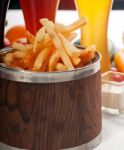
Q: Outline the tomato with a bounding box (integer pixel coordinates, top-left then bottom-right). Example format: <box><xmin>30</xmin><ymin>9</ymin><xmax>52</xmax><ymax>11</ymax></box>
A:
<box><xmin>111</xmin><ymin>74</ymin><xmax>124</xmax><ymax>82</ymax></box>
<box><xmin>110</xmin><ymin>66</ymin><xmax>124</xmax><ymax>82</ymax></box>
<box><xmin>5</xmin><ymin>25</ymin><xmax>27</xmax><ymax>43</ymax></box>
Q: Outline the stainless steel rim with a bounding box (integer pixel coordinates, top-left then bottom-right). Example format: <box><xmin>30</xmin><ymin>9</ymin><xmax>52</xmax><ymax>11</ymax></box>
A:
<box><xmin>0</xmin><ymin>132</ymin><xmax>102</xmax><ymax>150</ymax></box>
<box><xmin>62</xmin><ymin>133</ymin><xmax>102</xmax><ymax>150</ymax></box>
<box><xmin>0</xmin><ymin>52</ymin><xmax>100</xmax><ymax>83</ymax></box>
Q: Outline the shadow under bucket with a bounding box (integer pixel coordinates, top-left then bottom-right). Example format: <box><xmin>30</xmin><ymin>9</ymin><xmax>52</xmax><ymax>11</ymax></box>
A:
<box><xmin>0</xmin><ymin>49</ymin><xmax>102</xmax><ymax>150</ymax></box>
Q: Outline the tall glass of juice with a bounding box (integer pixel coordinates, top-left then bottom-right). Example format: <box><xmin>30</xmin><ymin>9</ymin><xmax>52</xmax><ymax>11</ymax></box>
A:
<box><xmin>74</xmin><ymin>0</ymin><xmax>113</xmax><ymax>73</ymax></box>
<box><xmin>19</xmin><ymin>0</ymin><xmax>60</xmax><ymax>35</ymax></box>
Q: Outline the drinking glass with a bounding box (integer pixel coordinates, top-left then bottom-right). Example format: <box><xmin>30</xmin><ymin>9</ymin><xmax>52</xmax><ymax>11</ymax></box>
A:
<box><xmin>19</xmin><ymin>0</ymin><xmax>60</xmax><ymax>35</ymax></box>
<box><xmin>74</xmin><ymin>0</ymin><xmax>113</xmax><ymax>73</ymax></box>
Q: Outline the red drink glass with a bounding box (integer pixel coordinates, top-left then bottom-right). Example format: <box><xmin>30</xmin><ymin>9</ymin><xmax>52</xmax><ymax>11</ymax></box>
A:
<box><xmin>19</xmin><ymin>0</ymin><xmax>60</xmax><ymax>35</ymax></box>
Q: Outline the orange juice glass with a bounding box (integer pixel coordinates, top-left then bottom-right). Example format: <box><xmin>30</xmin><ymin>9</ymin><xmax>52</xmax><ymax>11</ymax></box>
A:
<box><xmin>75</xmin><ymin>0</ymin><xmax>113</xmax><ymax>73</ymax></box>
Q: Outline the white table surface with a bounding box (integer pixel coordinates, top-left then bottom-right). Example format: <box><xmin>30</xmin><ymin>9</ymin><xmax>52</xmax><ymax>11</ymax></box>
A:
<box><xmin>5</xmin><ymin>10</ymin><xmax>124</xmax><ymax>150</ymax></box>
<box><xmin>95</xmin><ymin>112</ymin><xmax>124</xmax><ymax>150</ymax></box>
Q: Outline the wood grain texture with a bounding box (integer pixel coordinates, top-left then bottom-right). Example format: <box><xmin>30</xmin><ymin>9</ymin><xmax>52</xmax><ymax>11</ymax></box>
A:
<box><xmin>0</xmin><ymin>71</ymin><xmax>101</xmax><ymax>150</ymax></box>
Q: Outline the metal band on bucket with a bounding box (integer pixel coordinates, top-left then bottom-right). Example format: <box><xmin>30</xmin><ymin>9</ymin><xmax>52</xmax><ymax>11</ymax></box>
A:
<box><xmin>0</xmin><ymin>132</ymin><xmax>102</xmax><ymax>150</ymax></box>
<box><xmin>0</xmin><ymin>51</ymin><xmax>100</xmax><ymax>83</ymax></box>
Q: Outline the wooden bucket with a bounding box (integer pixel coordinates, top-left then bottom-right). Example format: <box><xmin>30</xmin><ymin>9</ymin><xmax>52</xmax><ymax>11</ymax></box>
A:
<box><xmin>0</xmin><ymin>50</ymin><xmax>101</xmax><ymax>150</ymax></box>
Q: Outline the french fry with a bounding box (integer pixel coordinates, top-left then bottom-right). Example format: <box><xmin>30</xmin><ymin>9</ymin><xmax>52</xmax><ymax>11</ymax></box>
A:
<box><xmin>33</xmin><ymin>27</ymin><xmax>46</xmax><ymax>52</ymax></box>
<box><xmin>80</xmin><ymin>45</ymin><xmax>96</xmax><ymax>56</ymax></box>
<box><xmin>33</xmin><ymin>48</ymin><xmax>46</xmax><ymax>71</ymax></box>
<box><xmin>41</xmin><ymin>33</ymin><xmax>51</xmax><ymax>48</ymax></box>
<box><xmin>48</xmin><ymin>51</ymin><xmax>60</xmax><ymax>71</ymax></box>
<box><xmin>40</xmin><ymin>49</ymin><xmax>54</xmax><ymax>72</ymax></box>
<box><xmin>55</xmin><ymin>17</ymin><xmax>87</xmax><ymax>34</ymax></box>
<box><xmin>23</xmin><ymin>51</ymin><xmax>36</xmax><ymax>70</ymax></box>
<box><xmin>13</xmin><ymin>51</ymin><xmax>26</xmax><ymax>59</ymax></box>
<box><xmin>4</xmin><ymin>52</ymin><xmax>26</xmax><ymax>69</ymax></box>
<box><xmin>58</xmin><ymin>33</ymin><xmax>80</xmax><ymax>57</ymax></box>
<box><xmin>3</xmin><ymin>53</ymin><xmax>14</xmax><ymax>66</ymax></box>
<box><xmin>40</xmin><ymin>18</ymin><xmax>74</xmax><ymax>70</ymax></box>
<box><xmin>35</xmin><ymin>27</ymin><xmax>46</xmax><ymax>42</ymax></box>
<box><xmin>54</xmin><ymin>23</ymin><xmax>66</xmax><ymax>33</ymax></box>
<box><xmin>78</xmin><ymin>45</ymin><xmax>96</xmax><ymax>67</ymax></box>
<box><xmin>71</xmin><ymin>57</ymin><xmax>81</xmax><ymax>66</ymax></box>
<box><xmin>3</xmin><ymin>18</ymin><xmax>96</xmax><ymax>72</ymax></box>
<box><xmin>12</xmin><ymin>42</ymin><xmax>26</xmax><ymax>51</ymax></box>
<box><xmin>25</xmin><ymin>44</ymin><xmax>33</xmax><ymax>51</ymax></box>
<box><xmin>33</xmin><ymin>47</ymin><xmax>49</xmax><ymax>71</ymax></box>
<box><xmin>33</xmin><ymin>43</ymin><xmax>53</xmax><ymax>71</ymax></box>
<box><xmin>13</xmin><ymin>59</ymin><xmax>28</xmax><ymax>69</ymax></box>
<box><xmin>56</xmin><ymin>63</ymin><xmax>67</xmax><ymax>71</ymax></box>
<box><xmin>65</xmin><ymin>32</ymin><xmax>77</xmax><ymax>41</ymax></box>
<box><xmin>58</xmin><ymin>33</ymin><xmax>81</xmax><ymax>66</ymax></box>
<box><xmin>26</xmin><ymin>31</ymin><xmax>35</xmax><ymax>44</ymax></box>
<box><xmin>12</xmin><ymin>42</ymin><xmax>33</xmax><ymax>53</ymax></box>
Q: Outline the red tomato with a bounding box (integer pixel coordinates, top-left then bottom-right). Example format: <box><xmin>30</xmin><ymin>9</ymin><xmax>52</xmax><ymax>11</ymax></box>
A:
<box><xmin>111</xmin><ymin>74</ymin><xmax>124</xmax><ymax>82</ymax></box>
<box><xmin>5</xmin><ymin>25</ymin><xmax>27</xmax><ymax>43</ymax></box>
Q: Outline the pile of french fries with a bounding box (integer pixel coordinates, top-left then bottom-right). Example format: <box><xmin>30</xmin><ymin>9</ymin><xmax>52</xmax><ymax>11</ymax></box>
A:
<box><xmin>3</xmin><ymin>17</ymin><xmax>96</xmax><ymax>72</ymax></box>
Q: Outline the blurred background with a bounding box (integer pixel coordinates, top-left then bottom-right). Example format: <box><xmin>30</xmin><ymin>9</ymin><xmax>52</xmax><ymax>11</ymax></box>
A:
<box><xmin>5</xmin><ymin>0</ymin><xmax>124</xmax><ymax>50</ymax></box>
<box><xmin>9</xmin><ymin>0</ymin><xmax>124</xmax><ymax>10</ymax></box>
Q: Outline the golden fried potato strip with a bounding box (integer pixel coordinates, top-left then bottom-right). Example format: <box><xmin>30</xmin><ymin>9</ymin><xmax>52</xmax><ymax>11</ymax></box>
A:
<box><xmin>26</xmin><ymin>31</ymin><xmax>35</xmax><ymax>44</ymax></box>
<box><xmin>48</xmin><ymin>51</ymin><xmax>60</xmax><ymax>71</ymax></box>
<box><xmin>58</xmin><ymin>33</ymin><xmax>80</xmax><ymax>57</ymax></box>
<box><xmin>13</xmin><ymin>51</ymin><xmax>26</xmax><ymax>59</ymax></box>
<box><xmin>65</xmin><ymin>32</ymin><xmax>77</xmax><ymax>41</ymax></box>
<box><xmin>78</xmin><ymin>45</ymin><xmax>96</xmax><ymax>67</ymax></box>
<box><xmin>56</xmin><ymin>63</ymin><xmax>67</xmax><ymax>71</ymax></box>
<box><xmin>3</xmin><ymin>53</ymin><xmax>14</xmax><ymax>66</ymax></box>
<box><xmin>40</xmin><ymin>19</ymin><xmax>74</xmax><ymax>70</ymax></box>
<box><xmin>55</xmin><ymin>17</ymin><xmax>87</xmax><ymax>34</ymax></box>
<box><xmin>58</xmin><ymin>33</ymin><xmax>81</xmax><ymax>66</ymax></box>
<box><xmin>3</xmin><ymin>17</ymin><xmax>96</xmax><ymax>72</ymax></box>
<box><xmin>12</xmin><ymin>42</ymin><xmax>26</xmax><ymax>51</ymax></box>
<box><xmin>33</xmin><ymin>27</ymin><xmax>46</xmax><ymax>52</ymax></box>
<box><xmin>33</xmin><ymin>43</ymin><xmax>53</xmax><ymax>71</ymax></box>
